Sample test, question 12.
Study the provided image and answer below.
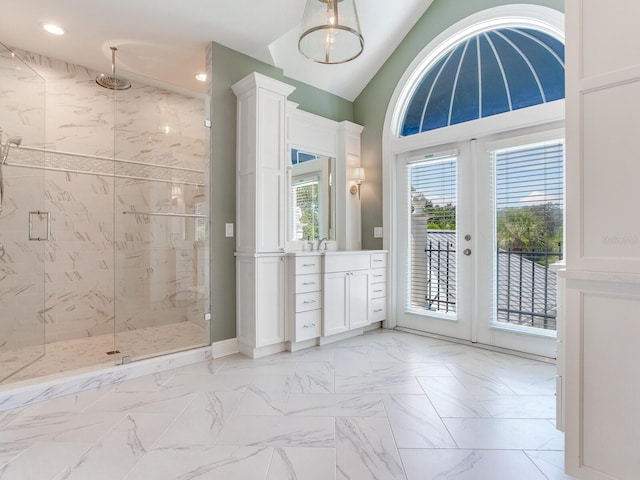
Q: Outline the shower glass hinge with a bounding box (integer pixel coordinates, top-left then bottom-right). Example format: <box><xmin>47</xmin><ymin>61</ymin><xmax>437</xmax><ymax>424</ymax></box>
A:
<box><xmin>204</xmin><ymin>312</ymin><xmax>211</xmax><ymax>322</ymax></box>
<box><xmin>120</xmin><ymin>355</ymin><xmax>132</xmax><ymax>365</ymax></box>
<box><xmin>204</xmin><ymin>119</ymin><xmax>212</xmax><ymax>128</ymax></box>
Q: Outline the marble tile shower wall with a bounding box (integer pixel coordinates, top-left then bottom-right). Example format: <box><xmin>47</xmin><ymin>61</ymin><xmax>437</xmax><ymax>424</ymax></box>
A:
<box><xmin>0</xmin><ymin>48</ymin><xmax>208</xmax><ymax>353</ymax></box>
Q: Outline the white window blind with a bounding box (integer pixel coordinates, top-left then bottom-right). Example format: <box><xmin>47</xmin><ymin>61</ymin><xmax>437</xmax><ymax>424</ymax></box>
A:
<box><xmin>406</xmin><ymin>155</ymin><xmax>457</xmax><ymax>316</ymax></box>
<box><xmin>291</xmin><ymin>177</ymin><xmax>320</xmax><ymax>241</ymax></box>
<box><xmin>493</xmin><ymin>140</ymin><xmax>564</xmax><ymax>331</ymax></box>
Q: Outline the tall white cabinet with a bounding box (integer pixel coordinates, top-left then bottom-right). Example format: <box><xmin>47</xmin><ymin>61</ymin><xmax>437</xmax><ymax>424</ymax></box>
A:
<box><xmin>233</xmin><ymin>73</ymin><xmax>295</xmax><ymax>358</ymax></box>
<box><xmin>565</xmin><ymin>0</ymin><xmax>640</xmax><ymax>478</ymax></box>
<box><xmin>232</xmin><ymin>72</ymin><xmax>370</xmax><ymax>358</ymax></box>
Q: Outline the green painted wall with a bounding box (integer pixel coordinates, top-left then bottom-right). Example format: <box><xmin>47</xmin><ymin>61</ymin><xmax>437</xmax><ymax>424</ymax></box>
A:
<box><xmin>353</xmin><ymin>0</ymin><xmax>564</xmax><ymax>250</ymax></box>
<box><xmin>209</xmin><ymin>42</ymin><xmax>353</xmax><ymax>342</ymax></box>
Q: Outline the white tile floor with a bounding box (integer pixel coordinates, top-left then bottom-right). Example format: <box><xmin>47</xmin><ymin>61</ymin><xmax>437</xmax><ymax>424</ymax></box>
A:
<box><xmin>0</xmin><ymin>329</ymin><xmax>576</xmax><ymax>479</ymax></box>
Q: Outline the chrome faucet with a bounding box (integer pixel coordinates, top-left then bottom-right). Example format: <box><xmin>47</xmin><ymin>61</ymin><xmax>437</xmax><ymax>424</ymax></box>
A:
<box><xmin>316</xmin><ymin>237</ymin><xmax>328</xmax><ymax>251</ymax></box>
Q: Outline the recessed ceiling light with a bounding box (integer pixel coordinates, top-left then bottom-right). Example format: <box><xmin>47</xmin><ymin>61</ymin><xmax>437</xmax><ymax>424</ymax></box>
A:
<box><xmin>195</xmin><ymin>73</ymin><xmax>207</xmax><ymax>82</ymax></box>
<box><xmin>43</xmin><ymin>24</ymin><xmax>65</xmax><ymax>36</ymax></box>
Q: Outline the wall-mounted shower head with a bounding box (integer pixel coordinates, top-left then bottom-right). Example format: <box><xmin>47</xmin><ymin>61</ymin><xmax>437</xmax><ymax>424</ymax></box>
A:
<box><xmin>96</xmin><ymin>46</ymin><xmax>131</xmax><ymax>90</ymax></box>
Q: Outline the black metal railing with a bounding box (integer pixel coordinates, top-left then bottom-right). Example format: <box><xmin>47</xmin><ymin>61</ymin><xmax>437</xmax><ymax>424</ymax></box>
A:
<box><xmin>425</xmin><ymin>239</ymin><xmax>456</xmax><ymax>313</ymax></box>
<box><xmin>424</xmin><ymin>238</ymin><xmax>561</xmax><ymax>330</ymax></box>
<box><xmin>496</xmin><ymin>245</ymin><xmax>562</xmax><ymax>330</ymax></box>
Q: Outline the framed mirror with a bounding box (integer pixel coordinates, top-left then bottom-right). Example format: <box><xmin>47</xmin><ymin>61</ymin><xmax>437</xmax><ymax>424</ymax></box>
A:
<box><xmin>289</xmin><ymin>149</ymin><xmax>335</xmax><ymax>242</ymax></box>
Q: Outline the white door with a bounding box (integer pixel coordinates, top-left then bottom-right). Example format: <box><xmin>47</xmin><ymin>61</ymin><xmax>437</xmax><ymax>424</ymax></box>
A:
<box><xmin>349</xmin><ymin>270</ymin><xmax>370</xmax><ymax>329</ymax></box>
<box><xmin>323</xmin><ymin>272</ymin><xmax>348</xmax><ymax>336</ymax></box>
<box><xmin>396</xmin><ymin>144</ymin><xmax>474</xmax><ymax>342</ymax></box>
<box><xmin>396</xmin><ymin>136</ymin><xmax>563</xmax><ymax>358</ymax></box>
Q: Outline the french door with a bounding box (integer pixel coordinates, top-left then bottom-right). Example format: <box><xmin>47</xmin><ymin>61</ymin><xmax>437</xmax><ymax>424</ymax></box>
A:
<box><xmin>395</xmin><ymin>132</ymin><xmax>564</xmax><ymax>358</ymax></box>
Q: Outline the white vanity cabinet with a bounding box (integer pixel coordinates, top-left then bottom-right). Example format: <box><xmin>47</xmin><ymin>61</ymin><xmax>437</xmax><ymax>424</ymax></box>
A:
<box><xmin>287</xmin><ymin>254</ymin><xmax>323</xmax><ymax>345</ymax></box>
<box><xmin>236</xmin><ymin>254</ymin><xmax>286</xmax><ymax>358</ymax></box>
<box><xmin>323</xmin><ymin>253</ymin><xmax>371</xmax><ymax>336</ymax></box>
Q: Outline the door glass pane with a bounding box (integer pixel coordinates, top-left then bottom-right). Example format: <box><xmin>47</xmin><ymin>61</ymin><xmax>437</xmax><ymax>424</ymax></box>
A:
<box><xmin>494</xmin><ymin>141</ymin><xmax>564</xmax><ymax>331</ymax></box>
<box><xmin>407</xmin><ymin>156</ymin><xmax>457</xmax><ymax>316</ymax></box>
<box><xmin>0</xmin><ymin>44</ymin><xmax>46</xmax><ymax>383</ymax></box>
<box><xmin>113</xmin><ymin>76</ymin><xmax>210</xmax><ymax>363</ymax></box>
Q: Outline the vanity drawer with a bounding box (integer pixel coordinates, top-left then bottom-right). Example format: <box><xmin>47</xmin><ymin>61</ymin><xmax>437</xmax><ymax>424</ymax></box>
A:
<box><xmin>324</xmin><ymin>254</ymin><xmax>370</xmax><ymax>273</ymax></box>
<box><xmin>370</xmin><ymin>283</ymin><xmax>386</xmax><ymax>299</ymax></box>
<box><xmin>296</xmin><ymin>291</ymin><xmax>322</xmax><ymax>312</ymax></box>
<box><xmin>370</xmin><ymin>268</ymin><xmax>386</xmax><ymax>284</ymax></box>
<box><xmin>370</xmin><ymin>297</ymin><xmax>386</xmax><ymax>322</ymax></box>
<box><xmin>296</xmin><ymin>274</ymin><xmax>321</xmax><ymax>293</ymax></box>
<box><xmin>295</xmin><ymin>256</ymin><xmax>322</xmax><ymax>275</ymax></box>
<box><xmin>371</xmin><ymin>253</ymin><xmax>387</xmax><ymax>269</ymax></box>
<box><xmin>295</xmin><ymin>309</ymin><xmax>322</xmax><ymax>341</ymax></box>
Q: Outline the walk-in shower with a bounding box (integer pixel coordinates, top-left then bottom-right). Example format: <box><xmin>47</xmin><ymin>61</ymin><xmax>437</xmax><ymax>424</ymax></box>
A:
<box><xmin>0</xmin><ymin>43</ymin><xmax>210</xmax><ymax>386</ymax></box>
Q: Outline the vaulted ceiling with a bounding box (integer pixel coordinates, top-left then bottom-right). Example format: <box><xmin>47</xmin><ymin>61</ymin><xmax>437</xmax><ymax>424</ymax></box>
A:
<box><xmin>0</xmin><ymin>0</ymin><xmax>433</xmax><ymax>100</ymax></box>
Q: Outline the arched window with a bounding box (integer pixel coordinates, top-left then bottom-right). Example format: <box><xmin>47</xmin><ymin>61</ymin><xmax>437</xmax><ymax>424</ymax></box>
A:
<box><xmin>400</xmin><ymin>27</ymin><xmax>564</xmax><ymax>136</ymax></box>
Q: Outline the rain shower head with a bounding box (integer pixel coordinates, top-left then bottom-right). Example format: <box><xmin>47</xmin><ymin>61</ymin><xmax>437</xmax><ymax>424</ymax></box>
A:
<box><xmin>96</xmin><ymin>46</ymin><xmax>131</xmax><ymax>90</ymax></box>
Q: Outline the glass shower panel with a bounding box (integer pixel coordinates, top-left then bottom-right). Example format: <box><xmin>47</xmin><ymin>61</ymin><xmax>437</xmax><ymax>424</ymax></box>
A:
<box><xmin>113</xmin><ymin>79</ymin><xmax>210</xmax><ymax>363</ymax></box>
<box><xmin>0</xmin><ymin>44</ymin><xmax>46</xmax><ymax>383</ymax></box>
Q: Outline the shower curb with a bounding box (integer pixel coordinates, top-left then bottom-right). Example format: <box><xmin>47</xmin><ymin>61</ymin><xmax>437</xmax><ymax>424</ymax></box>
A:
<box><xmin>0</xmin><ymin>337</ymin><xmax>239</xmax><ymax>412</ymax></box>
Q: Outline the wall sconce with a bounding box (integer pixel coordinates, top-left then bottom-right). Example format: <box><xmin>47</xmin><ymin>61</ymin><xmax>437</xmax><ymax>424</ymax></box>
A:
<box><xmin>350</xmin><ymin>167</ymin><xmax>365</xmax><ymax>199</ymax></box>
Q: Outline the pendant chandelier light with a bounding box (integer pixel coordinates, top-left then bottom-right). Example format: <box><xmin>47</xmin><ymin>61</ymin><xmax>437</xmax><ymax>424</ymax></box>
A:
<box><xmin>299</xmin><ymin>0</ymin><xmax>364</xmax><ymax>64</ymax></box>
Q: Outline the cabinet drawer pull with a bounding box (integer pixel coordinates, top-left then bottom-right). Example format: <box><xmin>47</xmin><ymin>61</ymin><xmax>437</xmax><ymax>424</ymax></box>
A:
<box><xmin>302</xmin><ymin>263</ymin><xmax>315</xmax><ymax>267</ymax></box>
<box><xmin>303</xmin><ymin>323</ymin><xmax>317</xmax><ymax>328</ymax></box>
<box><xmin>374</xmin><ymin>289</ymin><xmax>383</xmax><ymax>293</ymax></box>
<box><xmin>373</xmin><ymin>274</ymin><xmax>383</xmax><ymax>278</ymax></box>
<box><xmin>373</xmin><ymin>259</ymin><xmax>383</xmax><ymax>263</ymax></box>
<box><xmin>374</xmin><ymin>308</ymin><xmax>383</xmax><ymax>313</ymax></box>
<box><xmin>303</xmin><ymin>300</ymin><xmax>316</xmax><ymax>304</ymax></box>
<box><xmin>303</xmin><ymin>281</ymin><xmax>316</xmax><ymax>286</ymax></box>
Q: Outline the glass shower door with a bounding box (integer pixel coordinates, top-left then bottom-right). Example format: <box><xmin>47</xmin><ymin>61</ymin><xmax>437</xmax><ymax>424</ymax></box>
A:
<box><xmin>112</xmin><ymin>78</ymin><xmax>210</xmax><ymax>363</ymax></box>
<box><xmin>0</xmin><ymin>44</ymin><xmax>46</xmax><ymax>383</ymax></box>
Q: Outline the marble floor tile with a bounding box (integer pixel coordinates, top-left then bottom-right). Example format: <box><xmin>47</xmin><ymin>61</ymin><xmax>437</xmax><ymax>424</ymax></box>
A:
<box><xmin>383</xmin><ymin>395</ymin><xmax>456</xmax><ymax>448</ymax></box>
<box><xmin>336</xmin><ymin>417</ymin><xmax>405</xmax><ymax>480</ymax></box>
<box><xmin>235</xmin><ymin>375</ymin><xmax>291</xmax><ymax>415</ymax></box>
<box><xmin>123</xmin><ymin>445</ymin><xmax>273</xmax><ymax>480</ymax></box>
<box><xmin>335</xmin><ymin>375</ymin><xmax>424</xmax><ymax>395</ymax></box>
<box><xmin>417</xmin><ymin>376</ymin><xmax>492</xmax><ymax>418</ymax></box>
<box><xmin>480</xmin><ymin>395</ymin><xmax>557</xmax><ymax>419</ymax></box>
<box><xmin>0</xmin><ymin>441</ymin><xmax>91</xmax><ymax>480</ymax></box>
<box><xmin>525</xmin><ymin>450</ymin><xmax>577</xmax><ymax>479</ymax></box>
<box><xmin>84</xmin><ymin>389</ymin><xmax>197</xmax><ymax>415</ymax></box>
<box><xmin>285</xmin><ymin>394</ymin><xmax>386</xmax><ymax>417</ymax></box>
<box><xmin>154</xmin><ymin>391</ymin><xmax>243</xmax><ymax>447</ymax></box>
<box><xmin>0</xmin><ymin>442</ymin><xmax>30</xmax><ymax>469</ymax></box>
<box><xmin>444</xmin><ymin>363</ymin><xmax>516</xmax><ymax>398</ymax></box>
<box><xmin>443</xmin><ymin>418</ymin><xmax>565</xmax><ymax>450</ymax></box>
<box><xmin>266</xmin><ymin>447</ymin><xmax>336</xmax><ymax>480</ymax></box>
<box><xmin>0</xmin><ymin>329</ymin><xmax>566</xmax><ymax>480</ymax></box>
<box><xmin>400</xmin><ymin>449</ymin><xmax>549</xmax><ymax>480</ymax></box>
<box><xmin>56</xmin><ymin>413</ymin><xmax>176</xmax><ymax>480</ymax></box>
<box><xmin>166</xmin><ymin>370</ymin><xmax>252</xmax><ymax>393</ymax></box>
<box><xmin>217</xmin><ymin>415</ymin><xmax>335</xmax><ymax>447</ymax></box>
<box><xmin>0</xmin><ymin>411</ymin><xmax>124</xmax><ymax>443</ymax></box>
<box><xmin>370</xmin><ymin>362</ymin><xmax>452</xmax><ymax>377</ymax></box>
<box><xmin>290</xmin><ymin>362</ymin><xmax>335</xmax><ymax>393</ymax></box>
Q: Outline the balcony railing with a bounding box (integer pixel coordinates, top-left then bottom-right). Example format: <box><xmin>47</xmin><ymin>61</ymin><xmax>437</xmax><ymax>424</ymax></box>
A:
<box><xmin>423</xmin><ymin>237</ymin><xmax>561</xmax><ymax>330</ymax></box>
